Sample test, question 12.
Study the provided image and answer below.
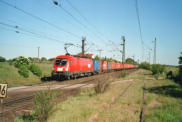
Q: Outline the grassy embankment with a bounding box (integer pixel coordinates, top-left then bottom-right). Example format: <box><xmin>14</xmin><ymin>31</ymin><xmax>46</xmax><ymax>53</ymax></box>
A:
<box><xmin>45</xmin><ymin>69</ymin><xmax>182</xmax><ymax>122</ymax></box>
<box><xmin>45</xmin><ymin>70</ymin><xmax>143</xmax><ymax>122</ymax></box>
<box><xmin>0</xmin><ymin>62</ymin><xmax>52</xmax><ymax>87</ymax></box>
<box><xmin>144</xmin><ymin>78</ymin><xmax>182</xmax><ymax>121</ymax></box>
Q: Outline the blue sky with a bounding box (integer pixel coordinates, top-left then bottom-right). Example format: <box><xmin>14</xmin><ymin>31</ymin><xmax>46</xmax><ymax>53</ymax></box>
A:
<box><xmin>0</xmin><ymin>0</ymin><xmax>181</xmax><ymax>65</ymax></box>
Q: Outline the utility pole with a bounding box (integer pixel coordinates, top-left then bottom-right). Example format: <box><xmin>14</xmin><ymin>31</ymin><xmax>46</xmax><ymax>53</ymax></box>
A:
<box><xmin>153</xmin><ymin>38</ymin><xmax>157</xmax><ymax>64</ymax></box>
<box><xmin>38</xmin><ymin>47</ymin><xmax>40</xmax><ymax>62</ymax></box>
<box><xmin>81</xmin><ymin>37</ymin><xmax>86</xmax><ymax>55</ymax></box>
<box><xmin>121</xmin><ymin>36</ymin><xmax>125</xmax><ymax>63</ymax></box>
<box><xmin>97</xmin><ymin>49</ymin><xmax>103</xmax><ymax>58</ymax></box>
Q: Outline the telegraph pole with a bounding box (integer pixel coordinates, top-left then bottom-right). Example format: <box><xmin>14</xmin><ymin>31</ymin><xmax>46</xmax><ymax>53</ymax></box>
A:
<box><xmin>38</xmin><ymin>47</ymin><xmax>40</xmax><ymax>62</ymax></box>
<box><xmin>121</xmin><ymin>36</ymin><xmax>125</xmax><ymax>63</ymax></box>
<box><xmin>81</xmin><ymin>37</ymin><xmax>86</xmax><ymax>55</ymax></box>
<box><xmin>153</xmin><ymin>38</ymin><xmax>156</xmax><ymax>64</ymax></box>
<box><xmin>120</xmin><ymin>36</ymin><xmax>126</xmax><ymax>71</ymax></box>
<box><xmin>97</xmin><ymin>49</ymin><xmax>103</xmax><ymax>58</ymax></box>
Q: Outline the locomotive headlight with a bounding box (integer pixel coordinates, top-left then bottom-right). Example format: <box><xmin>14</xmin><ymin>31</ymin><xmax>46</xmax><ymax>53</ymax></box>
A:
<box><xmin>57</xmin><ymin>68</ymin><xmax>63</xmax><ymax>71</ymax></box>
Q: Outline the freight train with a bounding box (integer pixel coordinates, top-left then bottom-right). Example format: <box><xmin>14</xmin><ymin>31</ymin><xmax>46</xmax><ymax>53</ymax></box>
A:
<box><xmin>51</xmin><ymin>55</ymin><xmax>136</xmax><ymax>80</ymax></box>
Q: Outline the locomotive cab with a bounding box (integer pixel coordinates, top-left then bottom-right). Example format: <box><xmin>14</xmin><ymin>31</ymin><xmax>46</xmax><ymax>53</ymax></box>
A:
<box><xmin>51</xmin><ymin>56</ymin><xmax>71</xmax><ymax>80</ymax></box>
<box><xmin>55</xmin><ymin>58</ymin><xmax>68</xmax><ymax>72</ymax></box>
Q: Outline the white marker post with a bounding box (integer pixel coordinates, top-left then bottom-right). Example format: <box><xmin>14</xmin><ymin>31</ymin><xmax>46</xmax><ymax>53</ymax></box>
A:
<box><xmin>0</xmin><ymin>83</ymin><xmax>8</xmax><ymax>122</ymax></box>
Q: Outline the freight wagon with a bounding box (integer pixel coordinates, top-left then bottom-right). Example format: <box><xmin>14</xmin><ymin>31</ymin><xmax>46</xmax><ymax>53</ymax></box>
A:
<box><xmin>51</xmin><ymin>55</ymin><xmax>136</xmax><ymax>80</ymax></box>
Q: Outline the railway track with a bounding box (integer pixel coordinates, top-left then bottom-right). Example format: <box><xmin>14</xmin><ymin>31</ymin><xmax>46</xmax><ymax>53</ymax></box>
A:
<box><xmin>139</xmin><ymin>80</ymin><xmax>146</xmax><ymax>122</ymax></box>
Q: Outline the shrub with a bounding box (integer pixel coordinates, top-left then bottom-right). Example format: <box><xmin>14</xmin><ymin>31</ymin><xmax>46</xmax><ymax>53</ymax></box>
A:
<box><xmin>14</xmin><ymin>56</ymin><xmax>29</xmax><ymax>68</ymax></box>
<box><xmin>139</xmin><ymin>62</ymin><xmax>151</xmax><ymax>70</ymax></box>
<box><xmin>120</xmin><ymin>70</ymin><xmax>127</xmax><ymax>78</ymax></box>
<box><xmin>41</xmin><ymin>57</ymin><xmax>47</xmax><ymax>61</ymax></box>
<box><xmin>18</xmin><ymin>66</ymin><xmax>29</xmax><ymax>78</ymax></box>
<box><xmin>29</xmin><ymin>64</ymin><xmax>42</xmax><ymax>77</ymax></box>
<box><xmin>94</xmin><ymin>80</ymin><xmax>109</xmax><ymax>94</ymax></box>
<box><xmin>34</xmin><ymin>89</ymin><xmax>55</xmax><ymax>122</ymax></box>
<box><xmin>0</xmin><ymin>56</ymin><xmax>6</xmax><ymax>62</ymax></box>
<box><xmin>7</xmin><ymin>59</ymin><xmax>13</xmax><ymax>65</ymax></box>
<box><xmin>48</xmin><ymin>58</ymin><xmax>55</xmax><ymax>62</ymax></box>
<box><xmin>151</xmin><ymin>64</ymin><xmax>165</xmax><ymax>75</ymax></box>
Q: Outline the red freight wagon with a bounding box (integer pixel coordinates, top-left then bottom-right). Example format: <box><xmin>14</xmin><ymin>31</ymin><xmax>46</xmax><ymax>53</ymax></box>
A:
<box><xmin>116</xmin><ymin>62</ymin><xmax>120</xmax><ymax>69</ymax></box>
<box><xmin>110</xmin><ymin>62</ymin><xmax>116</xmax><ymax>70</ymax></box>
<box><xmin>123</xmin><ymin>64</ymin><xmax>128</xmax><ymax>69</ymax></box>
<box><xmin>52</xmin><ymin>55</ymin><xmax>93</xmax><ymax>80</ymax></box>
<box><xmin>100</xmin><ymin>61</ymin><xmax>107</xmax><ymax>71</ymax></box>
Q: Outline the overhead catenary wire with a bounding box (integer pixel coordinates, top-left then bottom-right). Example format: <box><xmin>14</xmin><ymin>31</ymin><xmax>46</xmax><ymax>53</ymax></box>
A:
<box><xmin>135</xmin><ymin>0</ymin><xmax>152</xmax><ymax>62</ymax></box>
<box><xmin>52</xmin><ymin>0</ymin><xmax>107</xmax><ymax>43</ymax></box>
<box><xmin>65</xmin><ymin>0</ymin><xmax>107</xmax><ymax>40</ymax></box>
<box><xmin>135</xmin><ymin>0</ymin><xmax>144</xmax><ymax>61</ymax></box>
<box><xmin>0</xmin><ymin>22</ymin><xmax>68</xmax><ymax>43</ymax></box>
<box><xmin>0</xmin><ymin>0</ymin><xmax>80</xmax><ymax>39</ymax></box>
<box><xmin>0</xmin><ymin>43</ymin><xmax>36</xmax><ymax>49</ymax></box>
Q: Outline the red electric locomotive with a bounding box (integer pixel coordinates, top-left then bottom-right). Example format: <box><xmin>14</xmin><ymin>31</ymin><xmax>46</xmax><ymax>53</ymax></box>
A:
<box><xmin>52</xmin><ymin>55</ymin><xmax>93</xmax><ymax>80</ymax></box>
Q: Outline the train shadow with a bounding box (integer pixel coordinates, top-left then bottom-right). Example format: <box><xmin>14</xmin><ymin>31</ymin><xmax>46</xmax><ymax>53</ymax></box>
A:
<box><xmin>41</xmin><ymin>76</ymin><xmax>65</xmax><ymax>82</ymax></box>
<box><xmin>146</xmin><ymin>85</ymin><xmax>182</xmax><ymax>99</ymax></box>
<box><xmin>41</xmin><ymin>76</ymin><xmax>53</xmax><ymax>82</ymax></box>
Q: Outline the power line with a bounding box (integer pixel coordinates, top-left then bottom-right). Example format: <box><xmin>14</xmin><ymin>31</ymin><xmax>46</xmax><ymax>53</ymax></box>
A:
<box><xmin>65</xmin><ymin>0</ymin><xmax>106</xmax><ymax>40</ymax></box>
<box><xmin>135</xmin><ymin>0</ymin><xmax>152</xmax><ymax>62</ymax></box>
<box><xmin>0</xmin><ymin>0</ymin><xmax>80</xmax><ymax>39</ymax></box>
<box><xmin>135</xmin><ymin>0</ymin><xmax>144</xmax><ymax>61</ymax></box>
<box><xmin>0</xmin><ymin>43</ymin><xmax>36</xmax><ymax>48</ymax></box>
<box><xmin>52</xmin><ymin>0</ymin><xmax>107</xmax><ymax>43</ymax></box>
<box><xmin>0</xmin><ymin>22</ymin><xmax>67</xmax><ymax>43</ymax></box>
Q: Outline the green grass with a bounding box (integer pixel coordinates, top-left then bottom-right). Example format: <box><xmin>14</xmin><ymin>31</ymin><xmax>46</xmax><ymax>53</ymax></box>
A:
<box><xmin>145</xmin><ymin>103</ymin><xmax>182</xmax><ymax>122</ymax></box>
<box><xmin>35</xmin><ymin>62</ymin><xmax>52</xmax><ymax>76</ymax></box>
<box><xmin>0</xmin><ymin>62</ymin><xmax>52</xmax><ymax>87</ymax></box>
<box><xmin>14</xmin><ymin>69</ymin><xmax>182</xmax><ymax>122</ymax></box>
<box><xmin>47</xmin><ymin>70</ymin><xmax>147</xmax><ymax>122</ymax></box>
<box><xmin>144</xmin><ymin>79</ymin><xmax>182</xmax><ymax>122</ymax></box>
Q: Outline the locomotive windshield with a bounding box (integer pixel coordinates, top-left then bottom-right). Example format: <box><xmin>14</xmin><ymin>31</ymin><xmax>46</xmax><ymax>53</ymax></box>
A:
<box><xmin>55</xmin><ymin>58</ymin><xmax>67</xmax><ymax>66</ymax></box>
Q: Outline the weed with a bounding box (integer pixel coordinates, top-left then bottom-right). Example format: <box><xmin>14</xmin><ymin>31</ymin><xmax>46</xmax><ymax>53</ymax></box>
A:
<box><xmin>34</xmin><ymin>88</ymin><xmax>56</xmax><ymax>122</ymax></box>
<box><xmin>94</xmin><ymin>80</ymin><xmax>109</xmax><ymax>94</ymax></box>
<box><xmin>120</xmin><ymin>70</ymin><xmax>127</xmax><ymax>78</ymax></box>
<box><xmin>145</xmin><ymin>103</ymin><xmax>182</xmax><ymax>122</ymax></box>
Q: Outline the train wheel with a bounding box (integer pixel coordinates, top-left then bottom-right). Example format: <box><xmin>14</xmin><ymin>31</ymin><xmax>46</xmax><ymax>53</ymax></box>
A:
<box><xmin>74</xmin><ymin>75</ymin><xmax>77</xmax><ymax>80</ymax></box>
<box><xmin>67</xmin><ymin>76</ymin><xmax>71</xmax><ymax>80</ymax></box>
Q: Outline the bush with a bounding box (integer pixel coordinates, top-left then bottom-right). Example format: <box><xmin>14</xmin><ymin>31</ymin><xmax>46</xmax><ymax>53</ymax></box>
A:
<box><xmin>41</xmin><ymin>57</ymin><xmax>47</xmax><ymax>62</ymax></box>
<box><xmin>29</xmin><ymin>64</ymin><xmax>42</xmax><ymax>77</ymax></box>
<box><xmin>139</xmin><ymin>62</ymin><xmax>151</xmax><ymax>70</ymax></box>
<box><xmin>48</xmin><ymin>58</ymin><xmax>55</xmax><ymax>62</ymax></box>
<box><xmin>34</xmin><ymin>89</ymin><xmax>55</xmax><ymax>122</ymax></box>
<box><xmin>120</xmin><ymin>70</ymin><xmax>127</xmax><ymax>78</ymax></box>
<box><xmin>151</xmin><ymin>64</ymin><xmax>165</xmax><ymax>75</ymax></box>
<box><xmin>14</xmin><ymin>56</ymin><xmax>29</xmax><ymax>68</ymax></box>
<box><xmin>94</xmin><ymin>80</ymin><xmax>109</xmax><ymax>94</ymax></box>
<box><xmin>18</xmin><ymin>66</ymin><xmax>29</xmax><ymax>78</ymax></box>
<box><xmin>0</xmin><ymin>56</ymin><xmax>6</xmax><ymax>62</ymax></box>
